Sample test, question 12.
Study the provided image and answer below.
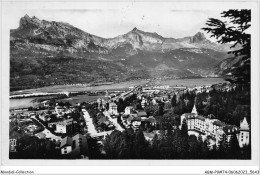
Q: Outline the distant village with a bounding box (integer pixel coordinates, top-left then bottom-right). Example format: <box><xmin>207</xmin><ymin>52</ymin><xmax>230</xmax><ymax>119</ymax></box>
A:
<box><xmin>9</xmin><ymin>82</ymin><xmax>250</xmax><ymax>159</ymax></box>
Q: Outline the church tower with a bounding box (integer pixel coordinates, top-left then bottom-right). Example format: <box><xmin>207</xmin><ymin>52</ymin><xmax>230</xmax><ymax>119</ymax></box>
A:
<box><xmin>191</xmin><ymin>104</ymin><xmax>198</xmax><ymax>116</ymax></box>
<box><xmin>239</xmin><ymin>117</ymin><xmax>250</xmax><ymax>148</ymax></box>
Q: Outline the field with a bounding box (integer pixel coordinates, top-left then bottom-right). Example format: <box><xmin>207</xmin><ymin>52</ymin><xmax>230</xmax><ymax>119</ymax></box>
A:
<box><xmin>10</xmin><ymin>95</ymin><xmax>110</xmax><ymax>110</ymax></box>
<box><xmin>153</xmin><ymin>78</ymin><xmax>226</xmax><ymax>87</ymax></box>
<box><xmin>61</xmin><ymin>95</ymin><xmax>110</xmax><ymax>105</ymax></box>
<box><xmin>10</xmin><ymin>78</ymin><xmax>225</xmax><ymax>96</ymax></box>
<box><xmin>10</xmin><ymin>80</ymin><xmax>149</xmax><ymax>95</ymax></box>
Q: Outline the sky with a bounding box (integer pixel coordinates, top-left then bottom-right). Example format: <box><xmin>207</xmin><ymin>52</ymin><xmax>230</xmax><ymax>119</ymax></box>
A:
<box><xmin>4</xmin><ymin>2</ymin><xmax>229</xmax><ymax>40</ymax></box>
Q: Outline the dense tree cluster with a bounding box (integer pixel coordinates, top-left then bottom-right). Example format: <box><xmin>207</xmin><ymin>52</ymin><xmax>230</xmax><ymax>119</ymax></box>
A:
<box><xmin>196</xmin><ymin>86</ymin><xmax>250</xmax><ymax>126</ymax></box>
<box><xmin>101</xmin><ymin>121</ymin><xmax>250</xmax><ymax>159</ymax></box>
<box><xmin>161</xmin><ymin>86</ymin><xmax>250</xmax><ymax>127</ymax></box>
<box><xmin>9</xmin><ymin>134</ymin><xmax>61</xmax><ymax>159</ymax></box>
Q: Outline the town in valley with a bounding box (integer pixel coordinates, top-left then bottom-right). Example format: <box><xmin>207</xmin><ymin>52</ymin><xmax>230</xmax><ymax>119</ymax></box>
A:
<box><xmin>9</xmin><ymin>9</ymin><xmax>251</xmax><ymax>160</ymax></box>
<box><xmin>9</xmin><ymin>81</ymin><xmax>251</xmax><ymax>159</ymax></box>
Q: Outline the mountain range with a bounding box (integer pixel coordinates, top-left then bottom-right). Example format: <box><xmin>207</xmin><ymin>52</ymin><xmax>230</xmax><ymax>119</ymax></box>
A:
<box><xmin>10</xmin><ymin>15</ymin><xmax>235</xmax><ymax>91</ymax></box>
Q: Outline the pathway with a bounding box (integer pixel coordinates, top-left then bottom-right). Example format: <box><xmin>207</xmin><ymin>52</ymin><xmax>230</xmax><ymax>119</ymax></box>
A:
<box><xmin>82</xmin><ymin>109</ymin><xmax>98</xmax><ymax>136</ymax></box>
<box><xmin>31</xmin><ymin>115</ymin><xmax>62</xmax><ymax>141</ymax></box>
<box><xmin>82</xmin><ymin>109</ymin><xmax>117</xmax><ymax>138</ymax></box>
<box><xmin>103</xmin><ymin>111</ymin><xmax>124</xmax><ymax>132</ymax></box>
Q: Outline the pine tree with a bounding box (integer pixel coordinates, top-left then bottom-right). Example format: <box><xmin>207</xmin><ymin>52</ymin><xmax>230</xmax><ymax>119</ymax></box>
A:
<box><xmin>181</xmin><ymin>118</ymin><xmax>188</xmax><ymax>139</ymax></box>
<box><xmin>216</xmin><ymin>133</ymin><xmax>228</xmax><ymax>159</ymax></box>
<box><xmin>202</xmin><ymin>137</ymin><xmax>211</xmax><ymax>159</ymax></box>
<box><xmin>229</xmin><ymin>133</ymin><xmax>241</xmax><ymax>159</ymax></box>
<box><xmin>171</xmin><ymin>94</ymin><xmax>177</xmax><ymax>107</ymax></box>
<box><xmin>151</xmin><ymin>134</ymin><xmax>160</xmax><ymax>159</ymax></box>
<box><xmin>172</xmin><ymin>127</ymin><xmax>181</xmax><ymax>157</ymax></box>
<box><xmin>197</xmin><ymin>134</ymin><xmax>204</xmax><ymax>158</ymax></box>
<box><xmin>198</xmin><ymin>134</ymin><xmax>203</xmax><ymax>144</ymax></box>
<box><xmin>188</xmin><ymin>135</ymin><xmax>200</xmax><ymax>159</ymax></box>
<box><xmin>133</xmin><ymin>129</ymin><xmax>147</xmax><ymax>159</ymax></box>
<box><xmin>166</xmin><ymin>125</ymin><xmax>174</xmax><ymax>144</ymax></box>
<box><xmin>87</xmin><ymin>137</ymin><xmax>103</xmax><ymax>159</ymax></box>
<box><xmin>103</xmin><ymin>130</ymin><xmax>122</xmax><ymax>159</ymax></box>
<box><xmin>202</xmin><ymin>10</ymin><xmax>251</xmax><ymax>85</ymax></box>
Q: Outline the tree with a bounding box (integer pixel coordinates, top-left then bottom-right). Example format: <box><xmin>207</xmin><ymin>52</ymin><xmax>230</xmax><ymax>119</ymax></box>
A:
<box><xmin>103</xmin><ymin>130</ymin><xmax>122</xmax><ymax>159</ymax></box>
<box><xmin>228</xmin><ymin>133</ymin><xmax>241</xmax><ymax>159</ymax></box>
<box><xmin>202</xmin><ymin>10</ymin><xmax>251</xmax><ymax>85</ymax></box>
<box><xmin>144</xmin><ymin>104</ymin><xmax>157</xmax><ymax>116</ymax></box>
<box><xmin>171</xmin><ymin>94</ymin><xmax>177</xmax><ymax>107</ymax></box>
<box><xmin>151</xmin><ymin>134</ymin><xmax>160</xmax><ymax>159</ymax></box>
<box><xmin>166</xmin><ymin>125</ymin><xmax>174</xmax><ymax>145</ymax></box>
<box><xmin>12</xmin><ymin>136</ymin><xmax>51</xmax><ymax>159</ymax></box>
<box><xmin>157</xmin><ymin>101</ymin><xmax>164</xmax><ymax>116</ymax></box>
<box><xmin>118</xmin><ymin>130</ymin><xmax>134</xmax><ymax>159</ymax></box>
<box><xmin>241</xmin><ymin>143</ymin><xmax>251</xmax><ymax>159</ymax></box>
<box><xmin>188</xmin><ymin>135</ymin><xmax>200</xmax><ymax>159</ymax></box>
<box><xmin>202</xmin><ymin>137</ymin><xmax>211</xmax><ymax>159</ymax></box>
<box><xmin>176</xmin><ymin>124</ymin><xmax>189</xmax><ymax>158</ymax></box>
<box><xmin>216</xmin><ymin>134</ymin><xmax>229</xmax><ymax>159</ymax></box>
<box><xmin>117</xmin><ymin>98</ymin><xmax>125</xmax><ymax>113</ymax></box>
<box><xmin>163</xmin><ymin>102</ymin><xmax>172</xmax><ymax>112</ymax></box>
<box><xmin>87</xmin><ymin>137</ymin><xmax>103</xmax><ymax>159</ymax></box>
<box><xmin>133</xmin><ymin>129</ymin><xmax>149</xmax><ymax>159</ymax></box>
<box><xmin>181</xmin><ymin>118</ymin><xmax>188</xmax><ymax>139</ymax></box>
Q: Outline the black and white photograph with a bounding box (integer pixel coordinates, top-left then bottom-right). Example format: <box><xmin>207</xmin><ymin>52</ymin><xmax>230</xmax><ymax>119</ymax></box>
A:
<box><xmin>1</xmin><ymin>0</ymin><xmax>259</xmax><ymax>174</ymax></box>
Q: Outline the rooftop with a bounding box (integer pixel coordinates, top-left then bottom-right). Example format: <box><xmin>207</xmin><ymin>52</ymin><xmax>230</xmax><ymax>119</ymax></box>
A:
<box><xmin>136</xmin><ymin>111</ymin><xmax>147</xmax><ymax>117</ymax></box>
<box><xmin>196</xmin><ymin>115</ymin><xmax>205</xmax><ymax>121</ymax></box>
<box><xmin>213</xmin><ymin>120</ymin><xmax>226</xmax><ymax>126</ymax></box>
<box><xmin>240</xmin><ymin>117</ymin><xmax>250</xmax><ymax>130</ymax></box>
<box><xmin>60</xmin><ymin>136</ymin><xmax>73</xmax><ymax>148</ymax></box>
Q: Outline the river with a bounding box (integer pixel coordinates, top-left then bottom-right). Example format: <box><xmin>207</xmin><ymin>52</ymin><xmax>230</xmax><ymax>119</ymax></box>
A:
<box><xmin>10</xmin><ymin>95</ymin><xmax>108</xmax><ymax>110</ymax></box>
<box><xmin>10</xmin><ymin>97</ymin><xmax>39</xmax><ymax>109</ymax></box>
<box><xmin>10</xmin><ymin>78</ymin><xmax>225</xmax><ymax>109</ymax></box>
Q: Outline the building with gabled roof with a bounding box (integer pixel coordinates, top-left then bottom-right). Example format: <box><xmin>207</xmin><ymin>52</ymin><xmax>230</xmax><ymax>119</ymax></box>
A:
<box><xmin>125</xmin><ymin>106</ymin><xmax>134</xmax><ymax>115</ymax></box>
<box><xmin>108</xmin><ymin>102</ymin><xmax>118</xmax><ymax>116</ymax></box>
<box><xmin>238</xmin><ymin>117</ymin><xmax>250</xmax><ymax>148</ymax></box>
<box><xmin>48</xmin><ymin>118</ymin><xmax>76</xmax><ymax>134</ymax></box>
<box><xmin>60</xmin><ymin>136</ymin><xmax>73</xmax><ymax>155</ymax></box>
<box><xmin>180</xmin><ymin>105</ymin><xmax>250</xmax><ymax>148</ymax></box>
<box><xmin>60</xmin><ymin>134</ymin><xmax>88</xmax><ymax>158</ymax></box>
<box><xmin>240</xmin><ymin>117</ymin><xmax>250</xmax><ymax>131</ymax></box>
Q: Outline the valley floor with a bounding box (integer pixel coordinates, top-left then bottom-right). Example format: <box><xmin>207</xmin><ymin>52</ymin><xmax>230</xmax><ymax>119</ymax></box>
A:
<box><xmin>10</xmin><ymin>78</ymin><xmax>226</xmax><ymax>96</ymax></box>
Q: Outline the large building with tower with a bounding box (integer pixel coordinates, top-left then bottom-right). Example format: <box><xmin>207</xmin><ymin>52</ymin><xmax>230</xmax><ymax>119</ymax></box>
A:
<box><xmin>180</xmin><ymin>105</ymin><xmax>250</xmax><ymax>148</ymax></box>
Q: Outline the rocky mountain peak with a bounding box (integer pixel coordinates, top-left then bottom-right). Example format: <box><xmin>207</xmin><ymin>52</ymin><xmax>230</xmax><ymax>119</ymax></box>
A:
<box><xmin>190</xmin><ymin>32</ymin><xmax>207</xmax><ymax>42</ymax></box>
<box><xmin>132</xmin><ymin>27</ymin><xmax>138</xmax><ymax>31</ymax></box>
<box><xmin>129</xmin><ymin>27</ymin><xmax>143</xmax><ymax>34</ymax></box>
<box><xmin>12</xmin><ymin>15</ymin><xmax>231</xmax><ymax>54</ymax></box>
<box><xmin>24</xmin><ymin>14</ymin><xmax>30</xmax><ymax>19</ymax></box>
<box><xmin>19</xmin><ymin>14</ymin><xmax>42</xmax><ymax>28</ymax></box>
